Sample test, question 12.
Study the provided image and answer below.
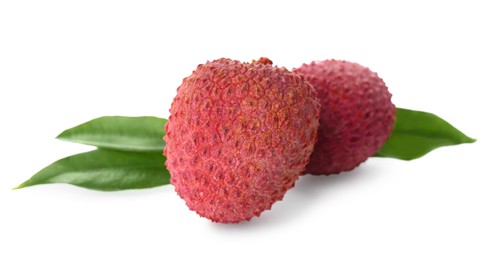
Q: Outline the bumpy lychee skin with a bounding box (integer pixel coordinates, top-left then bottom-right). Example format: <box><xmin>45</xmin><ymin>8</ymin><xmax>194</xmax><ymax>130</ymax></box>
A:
<box><xmin>294</xmin><ymin>60</ymin><xmax>395</xmax><ymax>175</ymax></box>
<box><xmin>165</xmin><ymin>58</ymin><xmax>320</xmax><ymax>223</ymax></box>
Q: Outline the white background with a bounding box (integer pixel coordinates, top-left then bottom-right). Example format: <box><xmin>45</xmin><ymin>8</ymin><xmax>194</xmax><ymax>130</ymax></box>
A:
<box><xmin>1</xmin><ymin>1</ymin><xmax>496</xmax><ymax>259</ymax></box>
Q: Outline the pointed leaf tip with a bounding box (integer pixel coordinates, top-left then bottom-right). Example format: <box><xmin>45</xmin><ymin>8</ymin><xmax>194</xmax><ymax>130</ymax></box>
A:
<box><xmin>375</xmin><ymin>108</ymin><xmax>476</xmax><ymax>160</ymax></box>
<box><xmin>15</xmin><ymin>149</ymin><xmax>169</xmax><ymax>191</ymax></box>
<box><xmin>57</xmin><ymin>116</ymin><xmax>167</xmax><ymax>152</ymax></box>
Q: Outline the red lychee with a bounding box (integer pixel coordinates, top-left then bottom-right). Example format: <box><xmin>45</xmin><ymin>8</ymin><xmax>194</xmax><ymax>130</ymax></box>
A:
<box><xmin>165</xmin><ymin>58</ymin><xmax>320</xmax><ymax>223</ymax></box>
<box><xmin>294</xmin><ymin>60</ymin><xmax>395</xmax><ymax>175</ymax></box>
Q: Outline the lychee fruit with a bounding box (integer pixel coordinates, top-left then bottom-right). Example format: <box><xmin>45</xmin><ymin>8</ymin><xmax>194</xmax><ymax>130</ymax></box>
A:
<box><xmin>294</xmin><ymin>60</ymin><xmax>395</xmax><ymax>175</ymax></box>
<box><xmin>165</xmin><ymin>58</ymin><xmax>320</xmax><ymax>223</ymax></box>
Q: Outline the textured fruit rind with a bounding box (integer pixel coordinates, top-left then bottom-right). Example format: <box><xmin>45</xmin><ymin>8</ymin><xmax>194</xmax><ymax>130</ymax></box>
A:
<box><xmin>294</xmin><ymin>60</ymin><xmax>395</xmax><ymax>175</ymax></box>
<box><xmin>165</xmin><ymin>58</ymin><xmax>320</xmax><ymax>223</ymax></box>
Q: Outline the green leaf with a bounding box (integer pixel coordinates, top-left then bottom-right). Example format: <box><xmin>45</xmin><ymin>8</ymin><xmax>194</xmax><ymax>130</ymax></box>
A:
<box><xmin>375</xmin><ymin>108</ymin><xmax>476</xmax><ymax>160</ymax></box>
<box><xmin>57</xmin><ymin>116</ymin><xmax>167</xmax><ymax>152</ymax></box>
<box><xmin>14</xmin><ymin>149</ymin><xmax>169</xmax><ymax>191</ymax></box>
